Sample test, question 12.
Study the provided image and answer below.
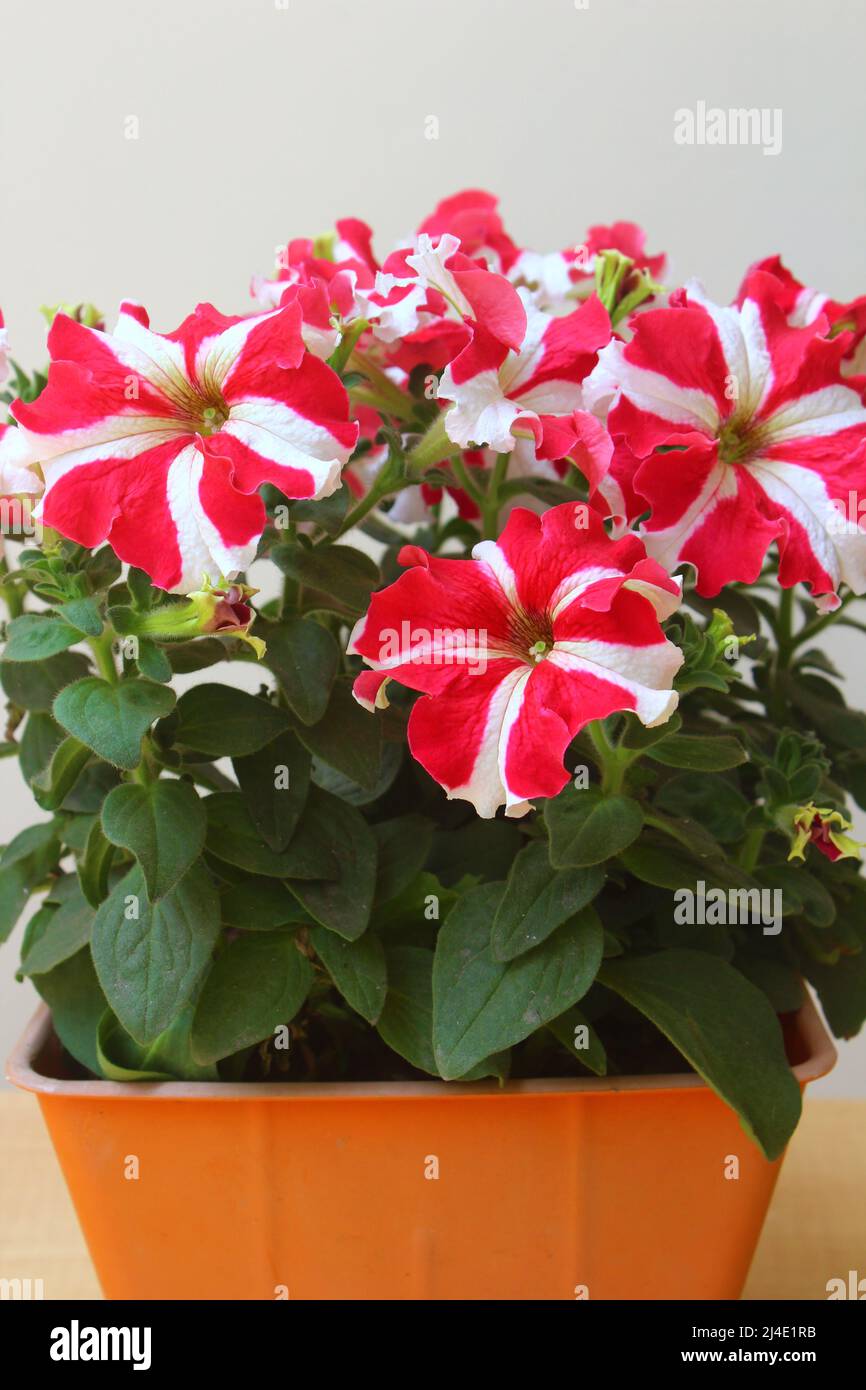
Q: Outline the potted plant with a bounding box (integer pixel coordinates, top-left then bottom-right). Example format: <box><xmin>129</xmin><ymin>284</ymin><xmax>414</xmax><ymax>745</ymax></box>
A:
<box><xmin>2</xmin><ymin>192</ymin><xmax>863</xmax><ymax>1300</ymax></box>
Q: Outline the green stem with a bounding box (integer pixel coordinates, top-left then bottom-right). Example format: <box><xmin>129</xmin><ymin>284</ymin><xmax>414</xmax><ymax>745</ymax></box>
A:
<box><xmin>738</xmin><ymin>826</ymin><xmax>766</xmax><ymax>873</ymax></box>
<box><xmin>328</xmin><ymin>318</ymin><xmax>368</xmax><ymax>376</ymax></box>
<box><xmin>768</xmin><ymin>587</ymin><xmax>794</xmax><ymax>723</ymax></box>
<box><xmin>348</xmin><ymin>350</ymin><xmax>416</xmax><ymax>421</ymax></box>
<box><xmin>406</xmin><ymin>412</ymin><xmax>454</xmax><ymax>477</ymax></box>
<box><xmin>88</xmin><ymin>631</ymin><xmax>119</xmax><ymax>684</ymax></box>
<box><xmin>0</xmin><ymin>560</ymin><xmax>24</xmax><ymax>619</ymax></box>
<box><xmin>481</xmin><ymin>452</ymin><xmax>510</xmax><ymax>540</ymax></box>
<box><xmin>587</xmin><ymin>719</ymin><xmax>633</xmax><ymax>795</ymax></box>
<box><xmin>450</xmin><ymin>454</ymin><xmax>486</xmax><ymax>506</ymax></box>
<box><xmin>334</xmin><ymin>480</ymin><xmax>402</xmax><ymax>539</ymax></box>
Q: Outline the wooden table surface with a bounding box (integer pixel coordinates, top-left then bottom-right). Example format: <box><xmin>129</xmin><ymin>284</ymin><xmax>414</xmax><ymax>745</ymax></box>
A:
<box><xmin>0</xmin><ymin>1092</ymin><xmax>863</xmax><ymax>1301</ymax></box>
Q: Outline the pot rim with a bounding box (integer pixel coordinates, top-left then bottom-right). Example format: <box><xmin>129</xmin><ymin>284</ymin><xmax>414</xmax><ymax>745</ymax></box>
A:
<box><xmin>6</xmin><ymin>993</ymin><xmax>837</xmax><ymax>1102</ymax></box>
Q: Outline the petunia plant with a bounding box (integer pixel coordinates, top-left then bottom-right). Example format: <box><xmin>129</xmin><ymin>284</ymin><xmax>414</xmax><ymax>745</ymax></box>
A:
<box><xmin>1</xmin><ymin>190</ymin><xmax>865</xmax><ymax>1160</ymax></box>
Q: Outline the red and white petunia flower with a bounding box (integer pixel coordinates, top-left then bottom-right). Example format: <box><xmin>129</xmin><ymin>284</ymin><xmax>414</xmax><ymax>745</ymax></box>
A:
<box><xmin>252</xmin><ymin>219</ymin><xmax>378</xmax><ymax>356</ymax></box>
<box><xmin>349</xmin><ymin>502</ymin><xmax>682</xmax><ymax>818</ymax></box>
<box><xmin>584</xmin><ymin>274</ymin><xmax>866</xmax><ymax>606</ymax></box>
<box><xmin>510</xmin><ymin>222</ymin><xmax>666</xmax><ymax>315</ymax></box>
<box><xmin>437</xmin><ymin>290</ymin><xmax>611</xmax><ymax>454</ymax></box>
<box><xmin>363</xmin><ymin>233</ymin><xmax>527</xmax><ymax>356</ymax></box>
<box><xmin>0</xmin><ymin>422</ymin><xmax>44</xmax><ymax>496</ymax></box>
<box><xmin>11</xmin><ymin>300</ymin><xmax>358</xmax><ymax>592</ymax></box>
<box><xmin>415</xmin><ymin>189</ymin><xmax>521</xmax><ymax>275</ymax></box>
<box><xmin>737</xmin><ymin>256</ymin><xmax>866</xmax><ymax>366</ymax></box>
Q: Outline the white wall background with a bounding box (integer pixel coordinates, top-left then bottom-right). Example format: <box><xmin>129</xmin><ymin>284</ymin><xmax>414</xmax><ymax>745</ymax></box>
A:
<box><xmin>1</xmin><ymin>0</ymin><xmax>865</xmax><ymax>1092</ymax></box>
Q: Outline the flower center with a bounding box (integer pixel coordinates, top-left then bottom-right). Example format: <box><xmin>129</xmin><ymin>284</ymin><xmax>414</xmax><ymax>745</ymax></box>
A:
<box><xmin>508</xmin><ymin>608</ymin><xmax>555</xmax><ymax>665</ymax></box>
<box><xmin>199</xmin><ymin>401</ymin><xmax>230</xmax><ymax>436</ymax></box>
<box><xmin>717</xmin><ymin>415</ymin><xmax>769</xmax><ymax>466</ymax></box>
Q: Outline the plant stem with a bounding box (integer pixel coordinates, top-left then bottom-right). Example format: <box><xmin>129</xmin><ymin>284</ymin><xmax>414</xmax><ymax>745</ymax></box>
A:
<box><xmin>88</xmin><ymin>631</ymin><xmax>118</xmax><ymax>684</ymax></box>
<box><xmin>587</xmin><ymin>719</ymin><xmax>632</xmax><ymax>795</ymax></box>
<box><xmin>481</xmin><ymin>453</ymin><xmax>510</xmax><ymax>539</ymax></box>
<box><xmin>348</xmin><ymin>350</ymin><xmax>416</xmax><ymax>421</ymax></box>
<box><xmin>405</xmin><ymin>412</ymin><xmax>453</xmax><ymax>476</ymax></box>
<box><xmin>328</xmin><ymin>318</ymin><xmax>368</xmax><ymax>376</ymax></box>
<box><xmin>738</xmin><ymin>826</ymin><xmax>766</xmax><ymax>872</ymax></box>
<box><xmin>768</xmin><ymin>586</ymin><xmax>795</xmax><ymax>723</ymax></box>
<box><xmin>450</xmin><ymin>454</ymin><xmax>486</xmax><ymax>506</ymax></box>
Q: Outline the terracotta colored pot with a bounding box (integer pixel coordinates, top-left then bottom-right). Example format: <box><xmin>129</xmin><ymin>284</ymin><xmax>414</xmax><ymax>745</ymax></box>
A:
<box><xmin>7</xmin><ymin>998</ymin><xmax>835</xmax><ymax>1301</ymax></box>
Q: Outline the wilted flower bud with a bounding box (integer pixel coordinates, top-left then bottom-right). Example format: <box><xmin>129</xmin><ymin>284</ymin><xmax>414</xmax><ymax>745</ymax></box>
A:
<box><xmin>786</xmin><ymin>803</ymin><xmax>862</xmax><ymax>864</ymax></box>
<box><xmin>116</xmin><ymin>580</ymin><xmax>266</xmax><ymax>658</ymax></box>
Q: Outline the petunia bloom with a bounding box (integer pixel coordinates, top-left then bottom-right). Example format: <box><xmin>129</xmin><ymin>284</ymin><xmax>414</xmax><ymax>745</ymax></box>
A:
<box><xmin>736</xmin><ymin>256</ymin><xmax>866</xmax><ymax>369</ymax></box>
<box><xmin>437</xmin><ymin>291</ymin><xmax>611</xmax><ymax>455</ymax></box>
<box><xmin>584</xmin><ymin>274</ymin><xmax>866</xmax><ymax>607</ymax></box>
<box><xmin>349</xmin><ymin>502</ymin><xmax>682</xmax><ymax>818</ymax></box>
<box><xmin>11</xmin><ymin>301</ymin><xmax>358</xmax><ymax>592</ymax></box>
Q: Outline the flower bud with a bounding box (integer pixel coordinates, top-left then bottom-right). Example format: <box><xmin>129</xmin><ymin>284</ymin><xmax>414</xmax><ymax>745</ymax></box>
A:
<box><xmin>115</xmin><ymin>581</ymin><xmax>266</xmax><ymax>658</ymax></box>
<box><xmin>40</xmin><ymin>302</ymin><xmax>104</xmax><ymax>331</ymax></box>
<box><xmin>786</xmin><ymin>802</ymin><xmax>862</xmax><ymax>864</ymax></box>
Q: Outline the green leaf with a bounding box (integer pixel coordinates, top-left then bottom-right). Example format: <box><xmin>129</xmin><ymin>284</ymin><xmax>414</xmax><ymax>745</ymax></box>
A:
<box><xmin>287</xmin><ymin>788</ymin><xmax>378</xmax><ymax>940</ymax></box>
<box><xmin>273</xmin><ymin>542</ymin><xmax>379</xmax><ymax>612</ymax></box>
<box><xmin>31</xmin><ymin>736</ymin><xmax>93</xmax><ymax>811</ymax></box>
<box><xmin>32</xmin><ymin>947</ymin><xmax>106</xmax><ymax>1075</ymax></box>
<box><xmin>373</xmin><ymin>815</ymin><xmax>435</xmax><ymax>905</ymax></box>
<box><xmin>166</xmin><ymin>638</ymin><xmax>226</xmax><ymax>673</ymax></box>
<box><xmin>656</xmin><ymin>772</ymin><xmax>750</xmax><ymax>844</ymax></box>
<box><xmin>259</xmin><ymin>618</ymin><xmax>339</xmax><ymax>726</ymax></box>
<box><xmin>97</xmin><ymin>1005</ymin><xmax>218</xmax><ymax>1081</ymax></box>
<box><xmin>293</xmin><ymin>678</ymin><xmax>383</xmax><ymax>790</ymax></box>
<box><xmin>53</xmin><ymin>677</ymin><xmax>176</xmax><ymax>770</ymax></box>
<box><xmin>0</xmin><ymin>862</ymin><xmax>32</xmax><ymax>943</ymax></box>
<box><xmin>20</xmin><ymin>881</ymin><xmax>94</xmax><ymax>975</ymax></box>
<box><xmin>547</xmin><ymin>1004</ymin><xmax>607</xmax><ymax>1075</ymax></box>
<box><xmin>755</xmin><ymin>864</ymin><xmax>835</xmax><ymax>928</ymax></box>
<box><xmin>0</xmin><ymin>819</ymin><xmax>59</xmax><ymax>869</ymax></box>
<box><xmin>311</xmin><ymin>740</ymin><xmax>402</xmax><ymax>806</ymax></box>
<box><xmin>135</xmin><ymin>639</ymin><xmax>172</xmax><ymax>683</ymax></box>
<box><xmin>3</xmin><ymin>613</ymin><xmax>80</xmax><ymax>661</ymax></box>
<box><xmin>232</xmin><ymin>731</ymin><xmax>310</xmax><ymax>852</ymax></box>
<box><xmin>19</xmin><ymin>711</ymin><xmax>63</xmax><ymax>783</ymax></box>
<box><xmin>735</xmin><ymin>952</ymin><xmax>805</xmax><ymax>1014</ymax></box>
<box><xmin>377</xmin><ymin>945</ymin><xmax>438</xmax><ymax>1076</ymax></box>
<box><xmin>77</xmin><ymin>818</ymin><xmax>116</xmax><ymax>908</ymax></box>
<box><xmin>427</xmin><ymin>818</ymin><xmax>522</xmax><ymax>887</ymax></box>
<box><xmin>432</xmin><ymin>883</ymin><xmax>604</xmax><ymax>1079</ymax></box>
<box><xmin>646</xmin><ymin>732</ymin><xmax>747</xmax><ymax>771</ymax></box>
<box><xmin>491</xmin><ymin>839</ymin><xmax>605</xmax><ymax>961</ymax></box>
<box><xmin>91</xmin><ymin>862</ymin><xmax>221</xmax><ymax>1044</ymax></box>
<box><xmin>220</xmin><ymin>876</ymin><xmax>311</xmax><ymax>930</ymax></box>
<box><xmin>59</xmin><ymin>597</ymin><xmax>104</xmax><ymax>637</ymax></box>
<box><xmin>783</xmin><ymin>675</ymin><xmax>866</xmax><ymax>750</ymax></box>
<box><xmin>204</xmin><ymin>791</ymin><xmax>335</xmax><ymax>879</ymax></box>
<box><xmin>0</xmin><ymin>650</ymin><xmax>90</xmax><ymax>712</ymax></box>
<box><xmin>191</xmin><ymin>931</ymin><xmax>313</xmax><ymax>1064</ymax></box>
<box><xmin>173</xmin><ymin>684</ymin><xmax>289</xmax><ymax>758</ymax></box>
<box><xmin>620</xmin><ymin>711</ymin><xmax>683</xmax><ymax>750</ymax></box>
<box><xmin>96</xmin><ymin>1010</ymin><xmax>173</xmax><ymax>1081</ymax></box>
<box><xmin>311</xmin><ymin>925</ymin><xmax>387</xmax><ymax>1023</ymax></box>
<box><xmin>545</xmin><ymin>786</ymin><xmax>644</xmax><ymax>868</ymax></box>
<box><xmin>289</xmin><ymin>488</ymin><xmax>350</xmax><ymax>535</ymax></box>
<box><xmin>599</xmin><ymin>949</ymin><xmax>802</xmax><ymax>1159</ymax></box>
<box><xmin>101</xmin><ymin>779</ymin><xmax>206</xmax><ymax>902</ymax></box>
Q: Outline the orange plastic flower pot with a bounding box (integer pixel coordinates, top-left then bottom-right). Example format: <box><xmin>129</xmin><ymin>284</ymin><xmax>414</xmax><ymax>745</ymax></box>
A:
<box><xmin>7</xmin><ymin>998</ymin><xmax>835</xmax><ymax>1301</ymax></box>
